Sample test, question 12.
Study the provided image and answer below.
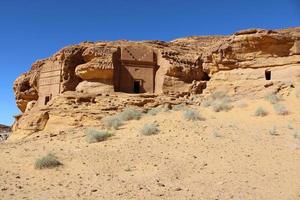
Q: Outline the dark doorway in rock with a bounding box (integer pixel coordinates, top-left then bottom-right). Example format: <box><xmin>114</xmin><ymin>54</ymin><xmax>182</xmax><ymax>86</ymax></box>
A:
<box><xmin>44</xmin><ymin>95</ymin><xmax>51</xmax><ymax>105</ymax></box>
<box><xmin>265</xmin><ymin>70</ymin><xmax>271</xmax><ymax>80</ymax></box>
<box><xmin>133</xmin><ymin>80</ymin><xmax>141</xmax><ymax>93</ymax></box>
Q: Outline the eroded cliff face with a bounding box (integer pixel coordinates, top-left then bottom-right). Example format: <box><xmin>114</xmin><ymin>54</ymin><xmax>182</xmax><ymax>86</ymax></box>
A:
<box><xmin>202</xmin><ymin>28</ymin><xmax>300</xmax><ymax>74</ymax></box>
<box><xmin>12</xmin><ymin>27</ymin><xmax>300</xmax><ymax>135</ymax></box>
<box><xmin>13</xmin><ymin>38</ymin><xmax>223</xmax><ymax>112</ymax></box>
<box><xmin>201</xmin><ymin>28</ymin><xmax>300</xmax><ymax>99</ymax></box>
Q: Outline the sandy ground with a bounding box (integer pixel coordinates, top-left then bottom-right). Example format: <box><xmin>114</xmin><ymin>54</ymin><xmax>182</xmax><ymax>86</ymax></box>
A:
<box><xmin>1</xmin><ymin>96</ymin><xmax>300</xmax><ymax>200</ymax></box>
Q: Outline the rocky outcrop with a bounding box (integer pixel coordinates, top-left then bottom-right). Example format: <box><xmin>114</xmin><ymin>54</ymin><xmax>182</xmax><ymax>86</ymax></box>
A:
<box><xmin>201</xmin><ymin>28</ymin><xmax>300</xmax><ymax>98</ymax></box>
<box><xmin>13</xmin><ymin>39</ymin><xmax>216</xmax><ymax>112</ymax></box>
<box><xmin>202</xmin><ymin>28</ymin><xmax>300</xmax><ymax>74</ymax></box>
<box><xmin>12</xmin><ymin>27</ymin><xmax>300</xmax><ymax>136</ymax></box>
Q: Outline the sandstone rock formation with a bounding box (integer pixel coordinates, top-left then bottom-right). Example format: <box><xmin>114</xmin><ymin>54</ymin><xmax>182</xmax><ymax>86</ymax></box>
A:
<box><xmin>12</xmin><ymin>27</ymin><xmax>300</xmax><ymax>136</ymax></box>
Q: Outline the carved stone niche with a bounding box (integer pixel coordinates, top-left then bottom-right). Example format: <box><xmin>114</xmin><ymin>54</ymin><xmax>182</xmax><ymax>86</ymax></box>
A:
<box><xmin>113</xmin><ymin>45</ymin><xmax>159</xmax><ymax>93</ymax></box>
<box><xmin>37</xmin><ymin>61</ymin><xmax>63</xmax><ymax>106</ymax></box>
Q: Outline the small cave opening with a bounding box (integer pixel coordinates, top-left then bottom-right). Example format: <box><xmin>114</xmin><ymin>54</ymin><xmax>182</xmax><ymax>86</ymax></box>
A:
<box><xmin>202</xmin><ymin>72</ymin><xmax>211</xmax><ymax>81</ymax></box>
<box><xmin>20</xmin><ymin>80</ymin><xmax>31</xmax><ymax>92</ymax></box>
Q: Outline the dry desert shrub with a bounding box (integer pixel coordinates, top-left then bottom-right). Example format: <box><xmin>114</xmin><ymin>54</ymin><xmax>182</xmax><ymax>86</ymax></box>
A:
<box><xmin>183</xmin><ymin>109</ymin><xmax>205</xmax><ymax>121</ymax></box>
<box><xmin>119</xmin><ymin>108</ymin><xmax>142</xmax><ymax>121</ymax></box>
<box><xmin>213</xmin><ymin>130</ymin><xmax>221</xmax><ymax>138</ymax></box>
<box><xmin>293</xmin><ymin>130</ymin><xmax>300</xmax><ymax>139</ymax></box>
<box><xmin>212</xmin><ymin>99</ymin><xmax>232</xmax><ymax>112</ymax></box>
<box><xmin>148</xmin><ymin>105</ymin><xmax>169</xmax><ymax>116</ymax></box>
<box><xmin>269</xmin><ymin>126</ymin><xmax>279</xmax><ymax>136</ymax></box>
<box><xmin>254</xmin><ymin>107</ymin><xmax>268</xmax><ymax>117</ymax></box>
<box><xmin>35</xmin><ymin>153</ymin><xmax>62</xmax><ymax>169</ymax></box>
<box><xmin>103</xmin><ymin>115</ymin><xmax>123</xmax><ymax>130</ymax></box>
<box><xmin>140</xmin><ymin>123</ymin><xmax>159</xmax><ymax>136</ymax></box>
<box><xmin>102</xmin><ymin>107</ymin><xmax>142</xmax><ymax>129</ymax></box>
<box><xmin>273</xmin><ymin>104</ymin><xmax>289</xmax><ymax>115</ymax></box>
<box><xmin>202</xmin><ymin>91</ymin><xmax>233</xmax><ymax>112</ymax></box>
<box><xmin>85</xmin><ymin>129</ymin><xmax>112</xmax><ymax>143</ymax></box>
<box><xmin>264</xmin><ymin>92</ymin><xmax>281</xmax><ymax>104</ymax></box>
<box><xmin>147</xmin><ymin>107</ymin><xmax>162</xmax><ymax>116</ymax></box>
<box><xmin>235</xmin><ymin>100</ymin><xmax>248</xmax><ymax>108</ymax></box>
<box><xmin>172</xmin><ymin>103</ymin><xmax>186</xmax><ymax>111</ymax></box>
<box><xmin>287</xmin><ymin>123</ymin><xmax>294</xmax><ymax>130</ymax></box>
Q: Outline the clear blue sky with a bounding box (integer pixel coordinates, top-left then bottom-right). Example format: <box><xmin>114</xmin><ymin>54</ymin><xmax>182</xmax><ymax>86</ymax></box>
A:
<box><xmin>0</xmin><ymin>0</ymin><xmax>299</xmax><ymax>125</ymax></box>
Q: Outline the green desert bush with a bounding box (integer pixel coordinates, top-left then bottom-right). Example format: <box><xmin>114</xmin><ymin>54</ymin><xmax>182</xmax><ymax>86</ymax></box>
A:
<box><xmin>119</xmin><ymin>108</ymin><xmax>142</xmax><ymax>121</ymax></box>
<box><xmin>202</xmin><ymin>91</ymin><xmax>232</xmax><ymax>112</ymax></box>
<box><xmin>264</xmin><ymin>92</ymin><xmax>281</xmax><ymax>104</ymax></box>
<box><xmin>254</xmin><ymin>107</ymin><xmax>268</xmax><ymax>117</ymax></box>
<box><xmin>85</xmin><ymin>129</ymin><xmax>112</xmax><ymax>143</ymax></box>
<box><xmin>273</xmin><ymin>104</ymin><xmax>289</xmax><ymax>115</ymax></box>
<box><xmin>183</xmin><ymin>109</ymin><xmax>204</xmax><ymax>121</ymax></box>
<box><xmin>140</xmin><ymin>123</ymin><xmax>159</xmax><ymax>136</ymax></box>
<box><xmin>35</xmin><ymin>153</ymin><xmax>62</xmax><ymax>169</ymax></box>
<box><xmin>103</xmin><ymin>115</ymin><xmax>123</xmax><ymax>130</ymax></box>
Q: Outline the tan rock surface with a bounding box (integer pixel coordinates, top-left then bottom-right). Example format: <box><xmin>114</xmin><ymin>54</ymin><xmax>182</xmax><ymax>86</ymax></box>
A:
<box><xmin>12</xmin><ymin>27</ymin><xmax>300</xmax><ymax>134</ymax></box>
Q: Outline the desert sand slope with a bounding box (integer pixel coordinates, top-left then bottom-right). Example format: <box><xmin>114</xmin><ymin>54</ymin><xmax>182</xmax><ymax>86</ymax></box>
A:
<box><xmin>0</xmin><ymin>96</ymin><xmax>300</xmax><ymax>200</ymax></box>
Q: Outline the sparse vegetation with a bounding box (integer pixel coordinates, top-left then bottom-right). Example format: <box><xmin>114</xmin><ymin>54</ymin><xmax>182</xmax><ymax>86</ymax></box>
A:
<box><xmin>35</xmin><ymin>153</ymin><xmax>62</xmax><ymax>169</ymax></box>
<box><xmin>119</xmin><ymin>108</ymin><xmax>142</xmax><ymax>121</ymax></box>
<box><xmin>140</xmin><ymin>123</ymin><xmax>159</xmax><ymax>136</ymax></box>
<box><xmin>287</xmin><ymin>124</ymin><xmax>294</xmax><ymax>130</ymax></box>
<box><xmin>213</xmin><ymin>131</ymin><xmax>221</xmax><ymax>138</ymax></box>
<box><xmin>269</xmin><ymin>126</ymin><xmax>279</xmax><ymax>136</ymax></box>
<box><xmin>293</xmin><ymin>130</ymin><xmax>300</xmax><ymax>139</ymax></box>
<box><xmin>212</xmin><ymin>99</ymin><xmax>232</xmax><ymax>112</ymax></box>
<box><xmin>264</xmin><ymin>92</ymin><xmax>281</xmax><ymax>104</ymax></box>
<box><xmin>183</xmin><ymin>109</ymin><xmax>204</xmax><ymax>121</ymax></box>
<box><xmin>148</xmin><ymin>105</ymin><xmax>169</xmax><ymax>116</ymax></box>
<box><xmin>273</xmin><ymin>104</ymin><xmax>289</xmax><ymax>115</ymax></box>
<box><xmin>102</xmin><ymin>107</ymin><xmax>142</xmax><ymax>129</ymax></box>
<box><xmin>147</xmin><ymin>106</ymin><xmax>162</xmax><ymax>116</ymax></box>
<box><xmin>172</xmin><ymin>103</ymin><xmax>186</xmax><ymax>111</ymax></box>
<box><xmin>201</xmin><ymin>99</ymin><xmax>211</xmax><ymax>107</ymax></box>
<box><xmin>147</xmin><ymin>107</ymin><xmax>162</xmax><ymax>116</ymax></box>
<box><xmin>103</xmin><ymin>115</ymin><xmax>123</xmax><ymax>130</ymax></box>
<box><xmin>85</xmin><ymin>129</ymin><xmax>112</xmax><ymax>143</ymax></box>
<box><xmin>254</xmin><ymin>107</ymin><xmax>268</xmax><ymax>117</ymax></box>
<box><xmin>202</xmin><ymin>91</ymin><xmax>232</xmax><ymax>112</ymax></box>
<box><xmin>235</xmin><ymin>100</ymin><xmax>248</xmax><ymax>108</ymax></box>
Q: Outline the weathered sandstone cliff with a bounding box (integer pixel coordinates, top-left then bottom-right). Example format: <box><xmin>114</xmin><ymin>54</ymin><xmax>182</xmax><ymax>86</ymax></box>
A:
<box><xmin>12</xmin><ymin>27</ymin><xmax>300</xmax><ymax>136</ymax></box>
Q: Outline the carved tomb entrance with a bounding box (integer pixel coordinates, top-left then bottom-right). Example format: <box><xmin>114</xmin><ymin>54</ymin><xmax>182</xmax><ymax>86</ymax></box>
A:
<box><xmin>113</xmin><ymin>45</ymin><xmax>158</xmax><ymax>93</ymax></box>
